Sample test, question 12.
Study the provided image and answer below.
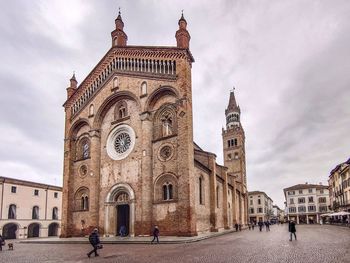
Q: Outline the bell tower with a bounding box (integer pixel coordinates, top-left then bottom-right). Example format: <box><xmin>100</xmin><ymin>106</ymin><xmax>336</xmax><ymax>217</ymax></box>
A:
<box><xmin>111</xmin><ymin>9</ymin><xmax>128</xmax><ymax>47</ymax></box>
<box><xmin>175</xmin><ymin>11</ymin><xmax>191</xmax><ymax>49</ymax></box>
<box><xmin>222</xmin><ymin>89</ymin><xmax>248</xmax><ymax>224</ymax></box>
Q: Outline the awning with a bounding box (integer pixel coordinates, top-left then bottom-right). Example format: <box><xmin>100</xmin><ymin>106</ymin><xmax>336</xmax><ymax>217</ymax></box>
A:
<box><xmin>329</xmin><ymin>211</ymin><xmax>350</xmax><ymax>216</ymax></box>
<box><xmin>320</xmin><ymin>213</ymin><xmax>332</xmax><ymax>217</ymax></box>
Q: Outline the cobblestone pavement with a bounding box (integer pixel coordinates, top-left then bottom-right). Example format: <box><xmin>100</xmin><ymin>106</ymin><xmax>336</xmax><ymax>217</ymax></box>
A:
<box><xmin>1</xmin><ymin>224</ymin><xmax>349</xmax><ymax>263</ymax></box>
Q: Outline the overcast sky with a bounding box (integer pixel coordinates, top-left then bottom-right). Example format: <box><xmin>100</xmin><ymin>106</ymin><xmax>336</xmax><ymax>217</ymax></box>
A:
<box><xmin>1</xmin><ymin>0</ymin><xmax>350</xmax><ymax>207</ymax></box>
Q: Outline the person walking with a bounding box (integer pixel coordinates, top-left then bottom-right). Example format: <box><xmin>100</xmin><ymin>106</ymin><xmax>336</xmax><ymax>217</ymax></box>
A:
<box><xmin>289</xmin><ymin>220</ymin><xmax>297</xmax><ymax>241</ymax></box>
<box><xmin>87</xmin><ymin>228</ymin><xmax>101</xmax><ymax>258</ymax></box>
<box><xmin>265</xmin><ymin>221</ymin><xmax>270</xmax><ymax>231</ymax></box>
<box><xmin>258</xmin><ymin>221</ymin><xmax>263</xmax><ymax>232</ymax></box>
<box><xmin>248</xmin><ymin>223</ymin><xmax>251</xmax><ymax>230</ymax></box>
<box><xmin>252</xmin><ymin>223</ymin><xmax>255</xmax><ymax>230</ymax></box>
<box><xmin>151</xmin><ymin>225</ymin><xmax>160</xmax><ymax>244</ymax></box>
<box><xmin>0</xmin><ymin>234</ymin><xmax>4</xmax><ymax>251</ymax></box>
<box><xmin>234</xmin><ymin>223</ymin><xmax>239</xmax><ymax>232</ymax></box>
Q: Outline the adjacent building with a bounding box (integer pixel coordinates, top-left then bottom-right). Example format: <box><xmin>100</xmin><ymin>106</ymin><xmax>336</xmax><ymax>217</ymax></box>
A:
<box><xmin>248</xmin><ymin>191</ymin><xmax>273</xmax><ymax>223</ymax></box>
<box><xmin>61</xmin><ymin>12</ymin><xmax>248</xmax><ymax>237</ymax></box>
<box><xmin>0</xmin><ymin>177</ymin><xmax>62</xmax><ymax>239</ymax></box>
<box><xmin>328</xmin><ymin>158</ymin><xmax>350</xmax><ymax>213</ymax></box>
<box><xmin>284</xmin><ymin>183</ymin><xmax>330</xmax><ymax>224</ymax></box>
<box><xmin>272</xmin><ymin>205</ymin><xmax>284</xmax><ymax>222</ymax></box>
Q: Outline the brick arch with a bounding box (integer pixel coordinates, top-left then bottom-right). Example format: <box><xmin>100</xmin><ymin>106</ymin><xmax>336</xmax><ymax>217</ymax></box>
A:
<box><xmin>92</xmin><ymin>91</ymin><xmax>140</xmax><ymax>130</ymax></box>
<box><xmin>68</xmin><ymin>118</ymin><xmax>91</xmax><ymax>139</ymax></box>
<box><xmin>145</xmin><ymin>86</ymin><xmax>179</xmax><ymax>112</ymax></box>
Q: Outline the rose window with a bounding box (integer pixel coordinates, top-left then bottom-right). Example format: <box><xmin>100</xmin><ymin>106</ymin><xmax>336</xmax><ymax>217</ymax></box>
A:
<box><xmin>107</xmin><ymin>124</ymin><xmax>135</xmax><ymax>160</ymax></box>
<box><xmin>114</xmin><ymin>132</ymin><xmax>131</xmax><ymax>154</ymax></box>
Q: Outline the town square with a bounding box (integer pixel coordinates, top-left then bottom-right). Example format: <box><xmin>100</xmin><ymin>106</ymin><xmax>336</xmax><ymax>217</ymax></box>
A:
<box><xmin>0</xmin><ymin>0</ymin><xmax>349</xmax><ymax>262</ymax></box>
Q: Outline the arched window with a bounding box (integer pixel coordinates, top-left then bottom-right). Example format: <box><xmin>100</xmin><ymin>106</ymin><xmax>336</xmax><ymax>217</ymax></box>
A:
<box><xmin>74</xmin><ymin>187</ymin><xmax>89</xmax><ymax>211</ymax></box>
<box><xmin>52</xmin><ymin>207</ymin><xmax>58</xmax><ymax>220</ymax></box>
<box><xmin>154</xmin><ymin>105</ymin><xmax>177</xmax><ymax>140</ymax></box>
<box><xmin>141</xmin><ymin>82</ymin><xmax>147</xmax><ymax>95</ymax></box>
<box><xmin>8</xmin><ymin>204</ymin><xmax>16</xmax><ymax>219</ymax></box>
<box><xmin>115</xmin><ymin>100</ymin><xmax>128</xmax><ymax>120</ymax></box>
<box><xmin>199</xmin><ymin>176</ymin><xmax>204</xmax><ymax>205</ymax></box>
<box><xmin>162</xmin><ymin>182</ymin><xmax>173</xmax><ymax>200</ymax></box>
<box><xmin>89</xmin><ymin>104</ymin><xmax>94</xmax><ymax>116</ymax></box>
<box><xmin>32</xmin><ymin>206</ymin><xmax>39</xmax><ymax>219</ymax></box>
<box><xmin>113</xmin><ymin>77</ymin><xmax>119</xmax><ymax>88</ymax></box>
<box><xmin>154</xmin><ymin>173</ymin><xmax>178</xmax><ymax>202</ymax></box>
<box><xmin>77</xmin><ymin>137</ymin><xmax>90</xmax><ymax>160</ymax></box>
<box><xmin>216</xmin><ymin>186</ymin><xmax>220</xmax><ymax>208</ymax></box>
<box><xmin>161</xmin><ymin>111</ymin><xmax>173</xmax><ymax>137</ymax></box>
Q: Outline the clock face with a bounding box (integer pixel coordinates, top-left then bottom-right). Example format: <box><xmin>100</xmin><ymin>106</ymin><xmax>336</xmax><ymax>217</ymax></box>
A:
<box><xmin>107</xmin><ymin>124</ymin><xmax>135</xmax><ymax>160</ymax></box>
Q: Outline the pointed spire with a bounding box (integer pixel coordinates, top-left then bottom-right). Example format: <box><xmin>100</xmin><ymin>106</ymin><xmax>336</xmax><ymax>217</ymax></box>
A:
<box><xmin>175</xmin><ymin>10</ymin><xmax>191</xmax><ymax>49</ymax></box>
<box><xmin>111</xmin><ymin>7</ymin><xmax>128</xmax><ymax>47</ymax></box>
<box><xmin>227</xmin><ymin>88</ymin><xmax>239</xmax><ymax>112</ymax></box>
<box><xmin>225</xmin><ymin>88</ymin><xmax>241</xmax><ymax>128</ymax></box>
<box><xmin>70</xmin><ymin>72</ymin><xmax>77</xmax><ymax>88</ymax></box>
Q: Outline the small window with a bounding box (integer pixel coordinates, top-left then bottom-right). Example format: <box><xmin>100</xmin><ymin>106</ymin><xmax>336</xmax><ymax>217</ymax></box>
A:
<box><xmin>216</xmin><ymin>186</ymin><xmax>220</xmax><ymax>208</ymax></box>
<box><xmin>308</xmin><ymin>196</ymin><xmax>314</xmax><ymax>203</ymax></box>
<box><xmin>258</xmin><ymin>199</ymin><xmax>261</xmax><ymax>205</ymax></box>
<box><xmin>52</xmin><ymin>207</ymin><xmax>58</xmax><ymax>220</ymax></box>
<box><xmin>113</xmin><ymin>77</ymin><xmax>119</xmax><ymax>88</ymax></box>
<box><xmin>308</xmin><ymin>188</ymin><xmax>312</xmax><ymax>193</ymax></box>
<box><xmin>320</xmin><ymin>189</ymin><xmax>324</xmax><ymax>194</ymax></box>
<box><xmin>8</xmin><ymin>204</ymin><xmax>16</xmax><ymax>219</ymax></box>
<box><xmin>89</xmin><ymin>104</ymin><xmax>94</xmax><ymax>116</ymax></box>
<box><xmin>32</xmin><ymin>206</ymin><xmax>39</xmax><ymax>219</ymax></box>
<box><xmin>11</xmin><ymin>186</ymin><xmax>17</xmax><ymax>193</ymax></box>
<box><xmin>162</xmin><ymin>182</ymin><xmax>173</xmax><ymax>201</ymax></box>
<box><xmin>34</xmin><ymin>189</ymin><xmax>39</xmax><ymax>196</ymax></box>
<box><xmin>141</xmin><ymin>82</ymin><xmax>147</xmax><ymax>95</ymax></box>
<box><xmin>299</xmin><ymin>190</ymin><xmax>303</xmax><ymax>194</ymax></box>
<box><xmin>54</xmin><ymin>192</ymin><xmax>58</xmax><ymax>198</ymax></box>
<box><xmin>199</xmin><ymin>177</ymin><xmax>204</xmax><ymax>205</ymax></box>
<box><xmin>227</xmin><ymin>153</ymin><xmax>232</xmax><ymax>160</ymax></box>
<box><xmin>234</xmin><ymin>152</ymin><xmax>239</xmax><ymax>159</ymax></box>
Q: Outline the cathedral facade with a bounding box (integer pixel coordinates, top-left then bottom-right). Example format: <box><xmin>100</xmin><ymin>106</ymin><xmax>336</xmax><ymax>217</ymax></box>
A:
<box><xmin>61</xmin><ymin>12</ymin><xmax>248</xmax><ymax>237</ymax></box>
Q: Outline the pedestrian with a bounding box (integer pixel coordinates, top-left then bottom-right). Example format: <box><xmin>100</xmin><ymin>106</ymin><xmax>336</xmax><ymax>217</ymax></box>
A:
<box><xmin>252</xmin><ymin>223</ymin><xmax>255</xmax><ymax>230</ymax></box>
<box><xmin>0</xmin><ymin>234</ymin><xmax>4</xmax><ymax>251</ymax></box>
<box><xmin>289</xmin><ymin>220</ymin><xmax>297</xmax><ymax>241</ymax></box>
<box><xmin>235</xmin><ymin>223</ymin><xmax>239</xmax><ymax>232</ymax></box>
<box><xmin>87</xmin><ymin>228</ymin><xmax>101</xmax><ymax>258</ymax></box>
<box><xmin>248</xmin><ymin>223</ymin><xmax>251</xmax><ymax>230</ymax></box>
<box><xmin>119</xmin><ymin>225</ymin><xmax>127</xmax><ymax>237</ymax></box>
<box><xmin>151</xmin><ymin>225</ymin><xmax>159</xmax><ymax>244</ymax></box>
<box><xmin>265</xmin><ymin>221</ymin><xmax>270</xmax><ymax>231</ymax></box>
<box><xmin>258</xmin><ymin>221</ymin><xmax>263</xmax><ymax>232</ymax></box>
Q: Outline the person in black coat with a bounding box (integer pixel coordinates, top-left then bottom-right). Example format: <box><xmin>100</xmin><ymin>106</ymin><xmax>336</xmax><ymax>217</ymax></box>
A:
<box><xmin>258</xmin><ymin>221</ymin><xmax>264</xmax><ymax>232</ymax></box>
<box><xmin>151</xmin><ymin>226</ymin><xmax>159</xmax><ymax>244</ymax></box>
<box><xmin>0</xmin><ymin>234</ymin><xmax>4</xmax><ymax>251</ymax></box>
<box><xmin>87</xmin><ymin>228</ymin><xmax>101</xmax><ymax>257</ymax></box>
<box><xmin>289</xmin><ymin>220</ymin><xmax>297</xmax><ymax>241</ymax></box>
<box><xmin>234</xmin><ymin>223</ymin><xmax>239</xmax><ymax>232</ymax></box>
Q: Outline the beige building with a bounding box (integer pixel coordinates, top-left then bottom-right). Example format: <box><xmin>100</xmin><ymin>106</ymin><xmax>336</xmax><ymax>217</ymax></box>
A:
<box><xmin>0</xmin><ymin>177</ymin><xmax>62</xmax><ymax>239</ymax></box>
<box><xmin>284</xmin><ymin>183</ymin><xmax>329</xmax><ymax>224</ymax></box>
<box><xmin>248</xmin><ymin>191</ymin><xmax>273</xmax><ymax>223</ymax></box>
<box><xmin>61</xmin><ymin>12</ymin><xmax>248</xmax><ymax>237</ymax></box>
<box><xmin>328</xmin><ymin>158</ymin><xmax>350</xmax><ymax>213</ymax></box>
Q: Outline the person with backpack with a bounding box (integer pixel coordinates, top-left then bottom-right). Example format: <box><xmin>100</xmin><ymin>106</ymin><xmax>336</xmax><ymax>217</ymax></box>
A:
<box><xmin>87</xmin><ymin>228</ymin><xmax>101</xmax><ymax>257</ymax></box>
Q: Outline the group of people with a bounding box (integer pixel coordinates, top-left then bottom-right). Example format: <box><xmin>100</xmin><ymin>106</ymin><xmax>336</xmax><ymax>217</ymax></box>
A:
<box><xmin>87</xmin><ymin>225</ymin><xmax>160</xmax><ymax>258</ymax></box>
<box><xmin>87</xmin><ymin>220</ymin><xmax>298</xmax><ymax>257</ymax></box>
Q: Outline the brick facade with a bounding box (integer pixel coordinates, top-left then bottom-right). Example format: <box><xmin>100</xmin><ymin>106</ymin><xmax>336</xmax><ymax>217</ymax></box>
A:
<box><xmin>61</xmin><ymin>13</ymin><xmax>248</xmax><ymax>237</ymax></box>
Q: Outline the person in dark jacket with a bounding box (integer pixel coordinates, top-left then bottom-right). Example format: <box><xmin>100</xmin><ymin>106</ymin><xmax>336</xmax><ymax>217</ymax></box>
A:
<box><xmin>87</xmin><ymin>228</ymin><xmax>101</xmax><ymax>257</ymax></box>
<box><xmin>258</xmin><ymin>221</ymin><xmax>264</xmax><ymax>232</ymax></box>
<box><xmin>151</xmin><ymin>226</ymin><xmax>159</xmax><ymax>244</ymax></box>
<box><xmin>0</xmin><ymin>234</ymin><xmax>4</xmax><ymax>251</ymax></box>
<box><xmin>265</xmin><ymin>221</ymin><xmax>270</xmax><ymax>231</ymax></box>
<box><xmin>234</xmin><ymin>223</ymin><xmax>239</xmax><ymax>232</ymax></box>
<box><xmin>289</xmin><ymin>220</ymin><xmax>297</xmax><ymax>241</ymax></box>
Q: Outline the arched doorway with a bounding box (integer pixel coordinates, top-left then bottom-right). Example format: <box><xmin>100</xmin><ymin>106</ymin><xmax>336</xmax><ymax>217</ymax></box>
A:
<box><xmin>104</xmin><ymin>183</ymin><xmax>135</xmax><ymax>237</ymax></box>
<box><xmin>28</xmin><ymin>223</ymin><xmax>40</xmax><ymax>238</ymax></box>
<box><xmin>48</xmin><ymin>223</ymin><xmax>59</xmax><ymax>236</ymax></box>
<box><xmin>2</xmin><ymin>223</ymin><xmax>18</xmax><ymax>239</ymax></box>
<box><xmin>116</xmin><ymin>192</ymin><xmax>130</xmax><ymax>236</ymax></box>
